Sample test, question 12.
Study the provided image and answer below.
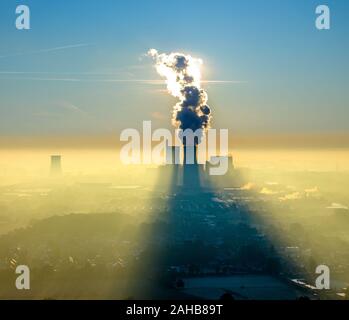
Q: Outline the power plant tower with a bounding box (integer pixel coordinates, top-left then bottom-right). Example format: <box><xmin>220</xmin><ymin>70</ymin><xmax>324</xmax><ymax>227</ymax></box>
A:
<box><xmin>182</xmin><ymin>136</ymin><xmax>201</xmax><ymax>189</ymax></box>
<box><xmin>50</xmin><ymin>155</ymin><xmax>62</xmax><ymax>176</ymax></box>
<box><xmin>166</xmin><ymin>143</ymin><xmax>181</xmax><ymax>188</ymax></box>
<box><xmin>166</xmin><ymin>143</ymin><xmax>180</xmax><ymax>165</ymax></box>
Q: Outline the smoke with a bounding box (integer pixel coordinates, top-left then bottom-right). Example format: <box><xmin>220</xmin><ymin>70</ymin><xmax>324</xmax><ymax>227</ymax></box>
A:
<box><xmin>148</xmin><ymin>49</ymin><xmax>212</xmax><ymax>134</ymax></box>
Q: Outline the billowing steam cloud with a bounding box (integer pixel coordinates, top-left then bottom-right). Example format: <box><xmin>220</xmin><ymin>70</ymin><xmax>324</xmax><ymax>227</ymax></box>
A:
<box><xmin>148</xmin><ymin>49</ymin><xmax>212</xmax><ymax>133</ymax></box>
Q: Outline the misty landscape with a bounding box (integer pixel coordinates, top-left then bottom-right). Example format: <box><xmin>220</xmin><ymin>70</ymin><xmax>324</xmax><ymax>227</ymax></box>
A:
<box><xmin>0</xmin><ymin>148</ymin><xmax>348</xmax><ymax>299</ymax></box>
<box><xmin>0</xmin><ymin>0</ymin><xmax>348</xmax><ymax>304</ymax></box>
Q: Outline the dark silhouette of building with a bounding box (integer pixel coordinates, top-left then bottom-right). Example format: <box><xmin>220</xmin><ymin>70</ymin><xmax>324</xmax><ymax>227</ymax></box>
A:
<box><xmin>182</xmin><ymin>136</ymin><xmax>202</xmax><ymax>190</ymax></box>
<box><xmin>166</xmin><ymin>143</ymin><xmax>180</xmax><ymax>165</ymax></box>
<box><xmin>50</xmin><ymin>155</ymin><xmax>62</xmax><ymax>175</ymax></box>
<box><xmin>165</xmin><ymin>143</ymin><xmax>181</xmax><ymax>188</ymax></box>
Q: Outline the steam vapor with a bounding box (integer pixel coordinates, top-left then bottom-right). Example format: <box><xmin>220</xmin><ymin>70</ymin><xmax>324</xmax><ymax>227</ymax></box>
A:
<box><xmin>148</xmin><ymin>49</ymin><xmax>212</xmax><ymax>133</ymax></box>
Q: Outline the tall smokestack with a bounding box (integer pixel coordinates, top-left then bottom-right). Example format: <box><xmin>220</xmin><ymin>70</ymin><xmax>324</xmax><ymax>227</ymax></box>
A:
<box><xmin>182</xmin><ymin>136</ymin><xmax>201</xmax><ymax>189</ymax></box>
<box><xmin>166</xmin><ymin>142</ymin><xmax>180</xmax><ymax>165</ymax></box>
<box><xmin>172</xmin><ymin>146</ymin><xmax>180</xmax><ymax>165</ymax></box>
<box><xmin>183</xmin><ymin>136</ymin><xmax>198</xmax><ymax>165</ymax></box>
<box><xmin>50</xmin><ymin>155</ymin><xmax>62</xmax><ymax>176</ymax></box>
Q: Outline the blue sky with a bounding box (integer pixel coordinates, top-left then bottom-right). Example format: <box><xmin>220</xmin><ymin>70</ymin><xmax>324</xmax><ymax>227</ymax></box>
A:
<box><xmin>0</xmin><ymin>0</ymin><xmax>348</xmax><ymax>136</ymax></box>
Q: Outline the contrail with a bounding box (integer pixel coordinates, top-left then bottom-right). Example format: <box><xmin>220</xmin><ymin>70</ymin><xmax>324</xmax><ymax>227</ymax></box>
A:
<box><xmin>0</xmin><ymin>43</ymin><xmax>93</xmax><ymax>59</ymax></box>
<box><xmin>0</xmin><ymin>75</ymin><xmax>245</xmax><ymax>84</ymax></box>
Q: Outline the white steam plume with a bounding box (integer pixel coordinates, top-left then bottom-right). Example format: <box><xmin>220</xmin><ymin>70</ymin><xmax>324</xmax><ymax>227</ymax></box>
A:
<box><xmin>148</xmin><ymin>49</ymin><xmax>212</xmax><ymax>132</ymax></box>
